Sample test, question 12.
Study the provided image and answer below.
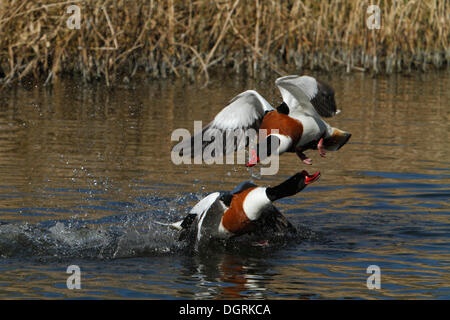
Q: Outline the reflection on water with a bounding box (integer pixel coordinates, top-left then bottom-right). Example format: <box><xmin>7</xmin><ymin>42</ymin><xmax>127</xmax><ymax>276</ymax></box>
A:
<box><xmin>0</xmin><ymin>71</ymin><xmax>449</xmax><ymax>299</ymax></box>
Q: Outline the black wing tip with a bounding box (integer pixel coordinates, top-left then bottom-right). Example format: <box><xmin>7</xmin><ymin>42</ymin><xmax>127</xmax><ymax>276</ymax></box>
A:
<box><xmin>311</xmin><ymin>79</ymin><xmax>338</xmax><ymax>117</ymax></box>
<box><xmin>180</xmin><ymin>213</ymin><xmax>197</xmax><ymax>229</ymax></box>
<box><xmin>219</xmin><ymin>193</ymin><xmax>233</xmax><ymax>207</ymax></box>
<box><xmin>316</xmin><ymin>79</ymin><xmax>335</xmax><ymax>93</ymax></box>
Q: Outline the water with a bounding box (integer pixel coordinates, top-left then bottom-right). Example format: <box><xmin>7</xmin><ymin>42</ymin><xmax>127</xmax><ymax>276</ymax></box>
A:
<box><xmin>0</xmin><ymin>72</ymin><xmax>449</xmax><ymax>299</ymax></box>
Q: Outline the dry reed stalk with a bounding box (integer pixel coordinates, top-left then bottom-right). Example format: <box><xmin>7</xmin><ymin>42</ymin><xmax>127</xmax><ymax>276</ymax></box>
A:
<box><xmin>0</xmin><ymin>0</ymin><xmax>447</xmax><ymax>87</ymax></box>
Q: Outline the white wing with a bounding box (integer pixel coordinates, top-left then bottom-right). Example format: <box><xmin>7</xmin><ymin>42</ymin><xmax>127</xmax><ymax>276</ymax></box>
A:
<box><xmin>190</xmin><ymin>192</ymin><xmax>221</xmax><ymax>215</ymax></box>
<box><xmin>275</xmin><ymin>75</ymin><xmax>339</xmax><ymax>118</ymax></box>
<box><xmin>211</xmin><ymin>90</ymin><xmax>273</xmax><ymax>130</ymax></box>
<box><xmin>173</xmin><ymin>90</ymin><xmax>274</xmax><ymax>160</ymax></box>
<box><xmin>195</xmin><ymin>194</ymin><xmax>228</xmax><ymax>246</ymax></box>
<box><xmin>163</xmin><ymin>192</ymin><xmax>221</xmax><ymax>232</ymax></box>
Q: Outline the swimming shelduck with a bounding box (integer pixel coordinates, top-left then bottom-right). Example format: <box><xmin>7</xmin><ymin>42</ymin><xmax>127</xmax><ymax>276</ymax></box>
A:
<box><xmin>164</xmin><ymin>170</ymin><xmax>320</xmax><ymax>250</ymax></box>
<box><xmin>174</xmin><ymin>75</ymin><xmax>351</xmax><ymax>166</ymax></box>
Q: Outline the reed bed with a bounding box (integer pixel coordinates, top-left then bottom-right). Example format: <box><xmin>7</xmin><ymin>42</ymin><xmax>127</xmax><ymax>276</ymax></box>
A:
<box><xmin>0</xmin><ymin>0</ymin><xmax>448</xmax><ymax>86</ymax></box>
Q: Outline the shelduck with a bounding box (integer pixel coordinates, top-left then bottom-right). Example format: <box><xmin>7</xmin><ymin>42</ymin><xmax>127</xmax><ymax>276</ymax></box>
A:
<box><xmin>164</xmin><ymin>170</ymin><xmax>320</xmax><ymax>250</ymax></box>
<box><xmin>174</xmin><ymin>75</ymin><xmax>351</xmax><ymax>166</ymax></box>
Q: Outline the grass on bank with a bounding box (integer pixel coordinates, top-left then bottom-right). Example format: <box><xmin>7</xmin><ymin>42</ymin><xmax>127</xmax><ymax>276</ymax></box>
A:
<box><xmin>0</xmin><ymin>0</ymin><xmax>448</xmax><ymax>87</ymax></box>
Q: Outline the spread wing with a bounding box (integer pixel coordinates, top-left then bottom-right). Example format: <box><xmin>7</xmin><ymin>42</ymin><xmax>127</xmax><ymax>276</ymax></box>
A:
<box><xmin>173</xmin><ymin>90</ymin><xmax>274</xmax><ymax>161</ymax></box>
<box><xmin>178</xmin><ymin>192</ymin><xmax>221</xmax><ymax>241</ymax></box>
<box><xmin>275</xmin><ymin>75</ymin><xmax>339</xmax><ymax>118</ymax></box>
<box><xmin>310</xmin><ymin>80</ymin><xmax>339</xmax><ymax>117</ymax></box>
<box><xmin>189</xmin><ymin>192</ymin><xmax>222</xmax><ymax>216</ymax></box>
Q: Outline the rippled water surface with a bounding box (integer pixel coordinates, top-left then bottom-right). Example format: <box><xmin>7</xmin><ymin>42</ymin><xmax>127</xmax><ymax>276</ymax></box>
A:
<box><xmin>0</xmin><ymin>72</ymin><xmax>449</xmax><ymax>299</ymax></box>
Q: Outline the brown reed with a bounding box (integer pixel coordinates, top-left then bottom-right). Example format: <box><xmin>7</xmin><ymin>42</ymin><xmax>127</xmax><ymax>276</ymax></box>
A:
<box><xmin>0</xmin><ymin>0</ymin><xmax>448</xmax><ymax>87</ymax></box>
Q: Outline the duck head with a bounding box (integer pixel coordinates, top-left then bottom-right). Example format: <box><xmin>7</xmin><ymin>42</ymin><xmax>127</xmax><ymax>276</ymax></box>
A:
<box><xmin>265</xmin><ymin>170</ymin><xmax>321</xmax><ymax>201</ymax></box>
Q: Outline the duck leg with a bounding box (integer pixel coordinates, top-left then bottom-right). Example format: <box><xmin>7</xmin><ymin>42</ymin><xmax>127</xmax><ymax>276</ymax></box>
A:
<box><xmin>251</xmin><ymin>240</ymin><xmax>269</xmax><ymax>247</ymax></box>
<box><xmin>245</xmin><ymin>135</ymin><xmax>280</xmax><ymax>167</ymax></box>
<box><xmin>296</xmin><ymin>149</ymin><xmax>312</xmax><ymax>165</ymax></box>
<box><xmin>317</xmin><ymin>137</ymin><xmax>326</xmax><ymax>158</ymax></box>
<box><xmin>245</xmin><ymin>149</ymin><xmax>259</xmax><ymax>167</ymax></box>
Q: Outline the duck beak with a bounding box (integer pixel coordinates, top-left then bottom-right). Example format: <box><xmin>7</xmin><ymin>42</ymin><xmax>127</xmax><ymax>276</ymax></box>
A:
<box><xmin>323</xmin><ymin>128</ymin><xmax>351</xmax><ymax>151</ymax></box>
<box><xmin>301</xmin><ymin>170</ymin><xmax>321</xmax><ymax>185</ymax></box>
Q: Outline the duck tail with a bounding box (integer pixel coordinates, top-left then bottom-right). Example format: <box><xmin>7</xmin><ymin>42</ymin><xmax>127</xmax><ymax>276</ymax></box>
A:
<box><xmin>154</xmin><ymin>220</ymin><xmax>184</xmax><ymax>231</ymax></box>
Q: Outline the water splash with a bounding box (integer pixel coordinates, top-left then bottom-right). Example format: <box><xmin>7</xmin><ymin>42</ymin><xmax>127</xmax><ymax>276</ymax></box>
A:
<box><xmin>0</xmin><ymin>216</ymin><xmax>185</xmax><ymax>260</ymax></box>
<box><xmin>0</xmin><ymin>213</ymin><xmax>317</xmax><ymax>261</ymax></box>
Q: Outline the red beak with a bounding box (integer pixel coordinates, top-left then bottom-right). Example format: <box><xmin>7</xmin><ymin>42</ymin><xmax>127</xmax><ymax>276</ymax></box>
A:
<box><xmin>301</xmin><ymin>170</ymin><xmax>321</xmax><ymax>185</ymax></box>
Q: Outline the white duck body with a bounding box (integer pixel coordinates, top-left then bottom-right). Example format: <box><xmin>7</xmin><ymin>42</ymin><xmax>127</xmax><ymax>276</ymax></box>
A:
<box><xmin>293</xmin><ymin>113</ymin><xmax>331</xmax><ymax>148</ymax></box>
<box><xmin>162</xmin><ymin>172</ymin><xmax>321</xmax><ymax>251</ymax></box>
<box><xmin>276</xmin><ymin>75</ymin><xmax>351</xmax><ymax>153</ymax></box>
